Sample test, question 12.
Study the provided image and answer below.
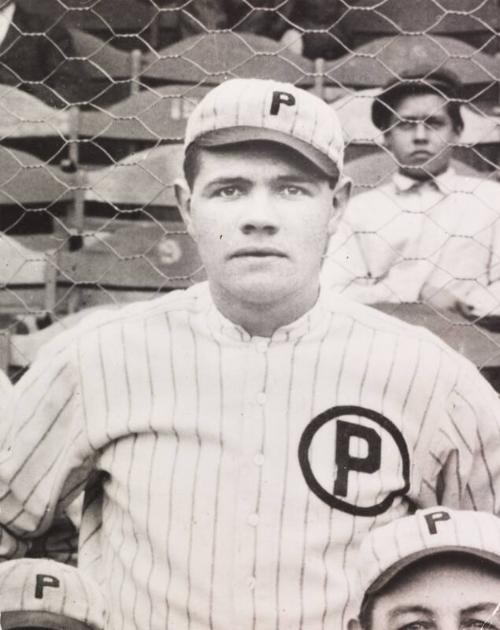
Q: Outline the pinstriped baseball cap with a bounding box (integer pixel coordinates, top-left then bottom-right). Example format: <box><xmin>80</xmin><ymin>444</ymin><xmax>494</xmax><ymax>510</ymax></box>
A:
<box><xmin>0</xmin><ymin>559</ymin><xmax>105</xmax><ymax>630</ymax></box>
<box><xmin>184</xmin><ymin>78</ymin><xmax>344</xmax><ymax>178</ymax></box>
<box><xmin>359</xmin><ymin>507</ymin><xmax>500</xmax><ymax>597</ymax></box>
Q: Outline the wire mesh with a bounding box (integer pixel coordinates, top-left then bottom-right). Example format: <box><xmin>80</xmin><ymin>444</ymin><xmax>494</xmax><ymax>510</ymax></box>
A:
<box><xmin>1</xmin><ymin>0</ymin><xmax>500</xmax><ymax>384</ymax></box>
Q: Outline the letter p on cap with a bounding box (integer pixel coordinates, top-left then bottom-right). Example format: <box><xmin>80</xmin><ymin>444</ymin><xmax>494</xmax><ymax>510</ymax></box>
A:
<box><xmin>270</xmin><ymin>91</ymin><xmax>296</xmax><ymax>116</ymax></box>
<box><xmin>424</xmin><ymin>510</ymin><xmax>451</xmax><ymax>535</ymax></box>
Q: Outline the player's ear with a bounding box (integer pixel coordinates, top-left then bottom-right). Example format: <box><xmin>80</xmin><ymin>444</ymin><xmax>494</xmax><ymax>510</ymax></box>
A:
<box><xmin>328</xmin><ymin>176</ymin><xmax>351</xmax><ymax>235</ymax></box>
<box><xmin>175</xmin><ymin>178</ymin><xmax>196</xmax><ymax>240</ymax></box>
<box><xmin>348</xmin><ymin>617</ymin><xmax>361</xmax><ymax>630</ymax></box>
<box><xmin>382</xmin><ymin>129</ymin><xmax>393</xmax><ymax>149</ymax></box>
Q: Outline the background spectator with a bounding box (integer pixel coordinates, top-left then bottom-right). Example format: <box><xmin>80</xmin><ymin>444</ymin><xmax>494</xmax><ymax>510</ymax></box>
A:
<box><xmin>322</xmin><ymin>68</ymin><xmax>500</xmax><ymax>312</ymax></box>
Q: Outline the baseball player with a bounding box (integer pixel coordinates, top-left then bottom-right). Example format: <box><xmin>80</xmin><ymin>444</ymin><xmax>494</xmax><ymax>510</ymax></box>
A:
<box><xmin>350</xmin><ymin>507</ymin><xmax>500</xmax><ymax>630</ymax></box>
<box><xmin>0</xmin><ymin>557</ymin><xmax>105</xmax><ymax>629</ymax></box>
<box><xmin>2</xmin><ymin>78</ymin><xmax>500</xmax><ymax>630</ymax></box>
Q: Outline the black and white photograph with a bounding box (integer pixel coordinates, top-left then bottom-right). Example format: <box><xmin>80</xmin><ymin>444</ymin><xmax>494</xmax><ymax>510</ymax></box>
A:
<box><xmin>1</xmin><ymin>1</ymin><xmax>500</xmax><ymax>629</ymax></box>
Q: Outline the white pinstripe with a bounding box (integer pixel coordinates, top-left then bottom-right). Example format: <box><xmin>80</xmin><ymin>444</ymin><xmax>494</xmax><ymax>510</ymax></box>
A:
<box><xmin>2</xmin><ymin>283</ymin><xmax>500</xmax><ymax>630</ymax></box>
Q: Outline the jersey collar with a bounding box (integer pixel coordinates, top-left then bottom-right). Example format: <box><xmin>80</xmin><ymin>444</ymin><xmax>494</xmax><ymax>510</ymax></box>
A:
<box><xmin>203</xmin><ymin>284</ymin><xmax>328</xmax><ymax>343</ymax></box>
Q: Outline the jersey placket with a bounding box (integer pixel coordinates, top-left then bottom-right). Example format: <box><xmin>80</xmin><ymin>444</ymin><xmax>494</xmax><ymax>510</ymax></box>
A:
<box><xmin>233</xmin><ymin>336</ymin><xmax>270</xmax><ymax>625</ymax></box>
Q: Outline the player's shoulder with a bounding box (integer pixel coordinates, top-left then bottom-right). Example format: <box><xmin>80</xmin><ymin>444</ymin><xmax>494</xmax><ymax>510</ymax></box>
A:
<box><xmin>36</xmin><ymin>283</ymin><xmax>209</xmax><ymax>359</ymax></box>
<box><xmin>88</xmin><ymin>282</ymin><xmax>207</xmax><ymax>325</ymax></box>
<box><xmin>324</xmin><ymin>291</ymin><xmax>413</xmax><ymax>334</ymax></box>
<box><xmin>323</xmin><ymin>291</ymin><xmax>464</xmax><ymax>364</ymax></box>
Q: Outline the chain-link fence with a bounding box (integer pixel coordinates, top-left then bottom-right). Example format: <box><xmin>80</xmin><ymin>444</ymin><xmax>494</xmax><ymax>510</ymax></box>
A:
<box><xmin>1</xmin><ymin>0</ymin><xmax>500</xmax><ymax>383</ymax></box>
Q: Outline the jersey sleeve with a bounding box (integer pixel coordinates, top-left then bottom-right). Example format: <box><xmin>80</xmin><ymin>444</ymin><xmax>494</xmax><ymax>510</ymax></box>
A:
<box><xmin>0</xmin><ymin>334</ymin><xmax>95</xmax><ymax>559</ymax></box>
<box><xmin>421</xmin><ymin>361</ymin><xmax>500</xmax><ymax>514</ymax></box>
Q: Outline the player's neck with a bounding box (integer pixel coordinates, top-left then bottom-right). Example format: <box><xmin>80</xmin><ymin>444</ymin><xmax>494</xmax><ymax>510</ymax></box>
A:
<box><xmin>210</xmin><ymin>283</ymin><xmax>320</xmax><ymax>337</ymax></box>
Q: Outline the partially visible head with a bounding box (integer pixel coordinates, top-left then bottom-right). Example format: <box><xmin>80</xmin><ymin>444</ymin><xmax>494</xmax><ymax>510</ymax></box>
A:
<box><xmin>350</xmin><ymin>508</ymin><xmax>500</xmax><ymax>630</ymax></box>
<box><xmin>176</xmin><ymin>78</ymin><xmax>350</xmax><ymax>314</ymax></box>
<box><xmin>0</xmin><ymin>558</ymin><xmax>105</xmax><ymax>630</ymax></box>
<box><xmin>357</xmin><ymin>552</ymin><xmax>500</xmax><ymax>630</ymax></box>
<box><xmin>372</xmin><ymin>69</ymin><xmax>464</xmax><ymax>179</ymax></box>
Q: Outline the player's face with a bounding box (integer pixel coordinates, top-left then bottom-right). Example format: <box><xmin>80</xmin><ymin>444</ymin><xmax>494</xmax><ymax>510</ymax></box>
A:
<box><xmin>368</xmin><ymin>557</ymin><xmax>500</xmax><ymax>630</ymax></box>
<box><xmin>384</xmin><ymin>93</ymin><xmax>459</xmax><ymax>179</ymax></box>
<box><xmin>177</xmin><ymin>142</ymin><xmax>348</xmax><ymax>311</ymax></box>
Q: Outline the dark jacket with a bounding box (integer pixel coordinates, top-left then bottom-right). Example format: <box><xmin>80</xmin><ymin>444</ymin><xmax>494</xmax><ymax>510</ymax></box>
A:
<box><xmin>0</xmin><ymin>4</ymin><xmax>90</xmax><ymax>107</ymax></box>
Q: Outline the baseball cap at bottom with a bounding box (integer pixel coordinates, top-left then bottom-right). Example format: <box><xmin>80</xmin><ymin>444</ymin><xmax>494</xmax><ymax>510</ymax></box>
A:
<box><xmin>184</xmin><ymin>78</ymin><xmax>345</xmax><ymax>179</ymax></box>
<box><xmin>0</xmin><ymin>559</ymin><xmax>105</xmax><ymax>630</ymax></box>
<box><xmin>359</xmin><ymin>507</ymin><xmax>500</xmax><ymax>597</ymax></box>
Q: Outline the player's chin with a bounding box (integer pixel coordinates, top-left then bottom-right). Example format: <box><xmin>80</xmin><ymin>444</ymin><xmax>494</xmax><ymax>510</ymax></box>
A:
<box><xmin>228</xmin><ymin>272</ymin><xmax>298</xmax><ymax>304</ymax></box>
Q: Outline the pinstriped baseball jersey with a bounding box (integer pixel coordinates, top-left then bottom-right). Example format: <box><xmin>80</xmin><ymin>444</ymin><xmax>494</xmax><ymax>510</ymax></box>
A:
<box><xmin>2</xmin><ymin>282</ymin><xmax>500</xmax><ymax>630</ymax></box>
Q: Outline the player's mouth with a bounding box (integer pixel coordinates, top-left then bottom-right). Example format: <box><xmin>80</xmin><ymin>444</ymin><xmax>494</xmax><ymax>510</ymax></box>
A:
<box><xmin>230</xmin><ymin>247</ymin><xmax>287</xmax><ymax>259</ymax></box>
<box><xmin>410</xmin><ymin>150</ymin><xmax>433</xmax><ymax>159</ymax></box>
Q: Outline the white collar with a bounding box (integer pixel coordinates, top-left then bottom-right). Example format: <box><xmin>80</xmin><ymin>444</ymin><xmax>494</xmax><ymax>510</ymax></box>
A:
<box><xmin>393</xmin><ymin>167</ymin><xmax>456</xmax><ymax>194</ymax></box>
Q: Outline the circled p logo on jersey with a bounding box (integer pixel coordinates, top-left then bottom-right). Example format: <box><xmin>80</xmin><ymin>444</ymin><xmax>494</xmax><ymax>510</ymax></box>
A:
<box><xmin>298</xmin><ymin>405</ymin><xmax>410</xmax><ymax>517</ymax></box>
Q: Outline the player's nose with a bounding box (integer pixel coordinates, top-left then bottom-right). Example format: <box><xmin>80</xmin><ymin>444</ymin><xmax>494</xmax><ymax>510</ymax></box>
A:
<box><xmin>239</xmin><ymin>190</ymin><xmax>280</xmax><ymax>235</ymax></box>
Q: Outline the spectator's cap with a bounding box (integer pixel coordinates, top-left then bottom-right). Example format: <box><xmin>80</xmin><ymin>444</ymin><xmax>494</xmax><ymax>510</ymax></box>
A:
<box><xmin>0</xmin><ymin>558</ymin><xmax>105</xmax><ymax>630</ymax></box>
<box><xmin>359</xmin><ymin>507</ymin><xmax>500</xmax><ymax>598</ymax></box>
<box><xmin>184</xmin><ymin>78</ymin><xmax>344</xmax><ymax>179</ymax></box>
<box><xmin>372</xmin><ymin>67</ymin><xmax>463</xmax><ymax>131</ymax></box>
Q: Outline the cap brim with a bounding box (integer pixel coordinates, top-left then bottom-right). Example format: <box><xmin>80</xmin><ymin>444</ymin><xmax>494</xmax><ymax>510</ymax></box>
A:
<box><xmin>1</xmin><ymin>610</ymin><xmax>98</xmax><ymax>630</ymax></box>
<box><xmin>192</xmin><ymin>126</ymin><xmax>340</xmax><ymax>179</ymax></box>
<box><xmin>367</xmin><ymin>546</ymin><xmax>500</xmax><ymax>595</ymax></box>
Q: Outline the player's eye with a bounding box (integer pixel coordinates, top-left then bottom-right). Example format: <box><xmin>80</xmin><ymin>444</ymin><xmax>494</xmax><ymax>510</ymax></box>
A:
<box><xmin>214</xmin><ymin>186</ymin><xmax>243</xmax><ymax>199</ymax></box>
<box><xmin>399</xmin><ymin>621</ymin><xmax>433</xmax><ymax>630</ymax></box>
<box><xmin>280</xmin><ymin>185</ymin><xmax>309</xmax><ymax>197</ymax></box>
<box><xmin>463</xmin><ymin>619</ymin><xmax>499</xmax><ymax>630</ymax></box>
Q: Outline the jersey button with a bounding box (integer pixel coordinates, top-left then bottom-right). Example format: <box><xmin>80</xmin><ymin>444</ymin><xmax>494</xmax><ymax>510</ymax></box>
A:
<box><xmin>246</xmin><ymin>576</ymin><xmax>256</xmax><ymax>590</ymax></box>
<box><xmin>256</xmin><ymin>392</ymin><xmax>266</xmax><ymax>405</ymax></box>
<box><xmin>257</xmin><ymin>341</ymin><xmax>268</xmax><ymax>353</ymax></box>
<box><xmin>253</xmin><ymin>453</ymin><xmax>265</xmax><ymax>466</ymax></box>
<box><xmin>247</xmin><ymin>513</ymin><xmax>259</xmax><ymax>527</ymax></box>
